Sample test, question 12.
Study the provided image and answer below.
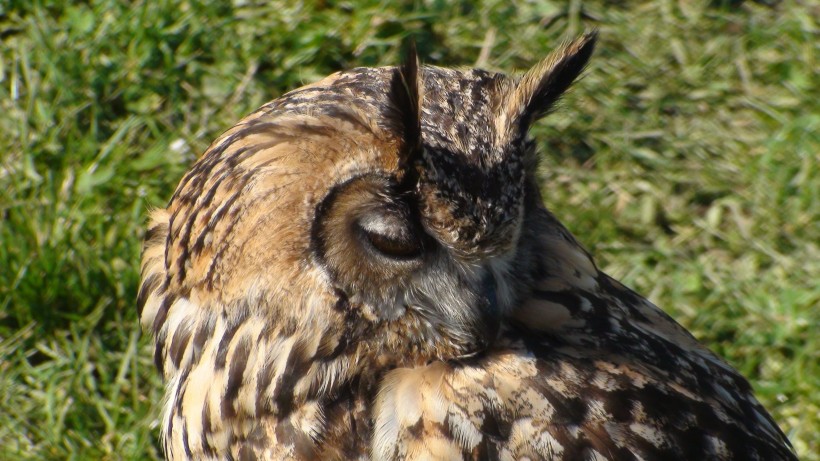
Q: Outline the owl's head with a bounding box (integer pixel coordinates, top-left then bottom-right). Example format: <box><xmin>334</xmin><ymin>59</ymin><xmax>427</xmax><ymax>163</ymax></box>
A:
<box><xmin>147</xmin><ymin>33</ymin><xmax>596</xmax><ymax>378</ymax></box>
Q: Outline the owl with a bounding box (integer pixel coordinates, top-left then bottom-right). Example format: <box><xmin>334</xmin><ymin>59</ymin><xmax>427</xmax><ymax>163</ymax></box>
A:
<box><xmin>138</xmin><ymin>33</ymin><xmax>798</xmax><ymax>460</ymax></box>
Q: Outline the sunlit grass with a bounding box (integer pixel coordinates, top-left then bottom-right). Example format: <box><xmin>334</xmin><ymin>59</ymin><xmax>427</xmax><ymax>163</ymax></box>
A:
<box><xmin>1</xmin><ymin>1</ymin><xmax>816</xmax><ymax>459</ymax></box>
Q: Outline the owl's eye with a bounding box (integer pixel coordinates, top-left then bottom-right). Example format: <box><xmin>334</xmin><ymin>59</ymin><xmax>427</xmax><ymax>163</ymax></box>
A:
<box><xmin>356</xmin><ymin>211</ymin><xmax>423</xmax><ymax>260</ymax></box>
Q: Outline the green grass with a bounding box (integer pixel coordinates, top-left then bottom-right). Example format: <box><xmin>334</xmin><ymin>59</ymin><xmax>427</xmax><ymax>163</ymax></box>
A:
<box><xmin>1</xmin><ymin>0</ymin><xmax>817</xmax><ymax>459</ymax></box>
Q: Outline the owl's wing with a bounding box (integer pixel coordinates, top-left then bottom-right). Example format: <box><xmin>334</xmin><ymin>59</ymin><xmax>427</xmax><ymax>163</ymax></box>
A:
<box><xmin>373</xmin><ymin>208</ymin><xmax>797</xmax><ymax>461</ymax></box>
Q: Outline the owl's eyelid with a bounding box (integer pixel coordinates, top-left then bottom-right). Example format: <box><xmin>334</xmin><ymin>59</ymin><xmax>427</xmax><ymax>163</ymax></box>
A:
<box><xmin>355</xmin><ymin>210</ymin><xmax>424</xmax><ymax>261</ymax></box>
<box><xmin>357</xmin><ymin>212</ymin><xmax>407</xmax><ymax>239</ymax></box>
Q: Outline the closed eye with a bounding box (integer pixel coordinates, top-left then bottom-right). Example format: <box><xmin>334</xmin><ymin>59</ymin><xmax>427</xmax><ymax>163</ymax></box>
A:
<box><xmin>356</xmin><ymin>211</ymin><xmax>423</xmax><ymax>260</ymax></box>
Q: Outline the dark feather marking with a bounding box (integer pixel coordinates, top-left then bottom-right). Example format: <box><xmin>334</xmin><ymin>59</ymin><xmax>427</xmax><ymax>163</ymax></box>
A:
<box><xmin>152</xmin><ymin>293</ymin><xmax>173</xmax><ymax>334</ymax></box>
<box><xmin>190</xmin><ymin>313</ymin><xmax>215</xmax><ymax>366</ymax></box>
<box><xmin>167</xmin><ymin>208</ymin><xmax>182</xmax><ymax>243</ymax></box>
<box><xmin>153</xmin><ymin>342</ymin><xmax>165</xmax><ymax>374</ymax></box>
<box><xmin>317</xmin><ymin>332</ymin><xmax>350</xmax><ymax>363</ymax></box>
<box><xmin>136</xmin><ymin>272</ymin><xmax>161</xmax><ymax>317</ymax></box>
<box><xmin>215</xmin><ymin>316</ymin><xmax>243</xmax><ymax>370</ymax></box>
<box><xmin>272</xmin><ymin>349</ymin><xmax>310</xmax><ymax>418</ymax></box>
<box><xmin>186</xmin><ymin>168</ymin><xmax>235</xmax><ymax>243</ymax></box>
<box><xmin>173</xmin><ymin>243</ymin><xmax>191</xmax><ymax>286</ymax></box>
<box><xmin>255</xmin><ymin>358</ymin><xmax>276</xmax><ymax>416</ymax></box>
<box><xmin>143</xmin><ymin>220</ymin><xmax>167</xmax><ymax>245</ymax></box>
<box><xmin>599</xmin><ymin>389</ymin><xmax>635</xmax><ymax>422</ymax></box>
<box><xmin>202</xmin><ymin>185</ymin><xmax>249</xmax><ymax>290</ymax></box>
<box><xmin>165</xmin><ymin>415</ymin><xmax>175</xmax><ymax>459</ymax></box>
<box><xmin>676</xmin><ymin>426</ymin><xmax>711</xmax><ymax>460</ymax></box>
<box><xmin>169</xmin><ymin>318</ymin><xmax>193</xmax><ymax>368</ymax></box>
<box><xmin>174</xmin><ymin>365</ymin><xmax>192</xmax><ymax>414</ymax></box>
<box><xmin>201</xmin><ymin>399</ymin><xmax>215</xmax><ymax>456</ymax></box>
<box><xmin>406</xmin><ymin>418</ymin><xmax>424</xmax><ymax>438</ymax></box>
<box><xmin>189</xmin><ymin>176</ymin><xmax>239</xmax><ymax>258</ymax></box>
<box><xmin>182</xmin><ymin>421</ymin><xmax>193</xmax><ymax>457</ymax></box>
<box><xmin>223</xmin><ymin>335</ymin><xmax>251</xmax><ymax>419</ymax></box>
<box><xmin>205</xmin><ymin>121</ymin><xmax>295</xmax><ymax>161</ymax></box>
<box><xmin>283</xmin><ymin>122</ymin><xmax>338</xmax><ymax>140</ymax></box>
<box><xmin>316</xmin><ymin>105</ymin><xmax>376</xmax><ymax>134</ymax></box>
<box><xmin>579</xmin><ymin>291</ymin><xmax>618</xmax><ymax>334</ymax></box>
<box><xmin>152</xmin><ymin>296</ymin><xmax>174</xmax><ymax>371</ymax></box>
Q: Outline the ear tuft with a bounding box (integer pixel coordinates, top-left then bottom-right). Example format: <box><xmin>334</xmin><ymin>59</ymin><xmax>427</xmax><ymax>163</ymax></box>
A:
<box><xmin>391</xmin><ymin>41</ymin><xmax>423</xmax><ymax>170</ymax></box>
<box><xmin>502</xmin><ymin>31</ymin><xmax>597</xmax><ymax>133</ymax></box>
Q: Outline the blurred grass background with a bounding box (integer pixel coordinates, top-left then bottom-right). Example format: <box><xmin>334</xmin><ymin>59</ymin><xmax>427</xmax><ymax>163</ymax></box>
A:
<box><xmin>0</xmin><ymin>0</ymin><xmax>817</xmax><ymax>459</ymax></box>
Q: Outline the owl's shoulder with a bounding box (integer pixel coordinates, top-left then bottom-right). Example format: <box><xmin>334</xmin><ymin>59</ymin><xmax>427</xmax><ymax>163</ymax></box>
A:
<box><xmin>371</xmin><ymin>209</ymin><xmax>795</xmax><ymax>460</ymax></box>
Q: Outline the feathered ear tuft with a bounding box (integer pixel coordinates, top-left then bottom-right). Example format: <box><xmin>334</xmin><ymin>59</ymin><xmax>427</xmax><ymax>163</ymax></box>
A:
<box><xmin>391</xmin><ymin>41</ymin><xmax>423</xmax><ymax>171</ymax></box>
<box><xmin>501</xmin><ymin>31</ymin><xmax>597</xmax><ymax>133</ymax></box>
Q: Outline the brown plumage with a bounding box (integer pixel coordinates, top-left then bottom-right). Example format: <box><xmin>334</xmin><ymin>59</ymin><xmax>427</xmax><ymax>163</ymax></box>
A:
<box><xmin>138</xmin><ymin>33</ymin><xmax>797</xmax><ymax>460</ymax></box>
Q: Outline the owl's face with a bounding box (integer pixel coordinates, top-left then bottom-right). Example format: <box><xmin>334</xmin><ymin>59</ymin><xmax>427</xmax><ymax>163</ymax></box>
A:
<box><xmin>157</xmin><ymin>34</ymin><xmax>596</xmax><ymax>371</ymax></box>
